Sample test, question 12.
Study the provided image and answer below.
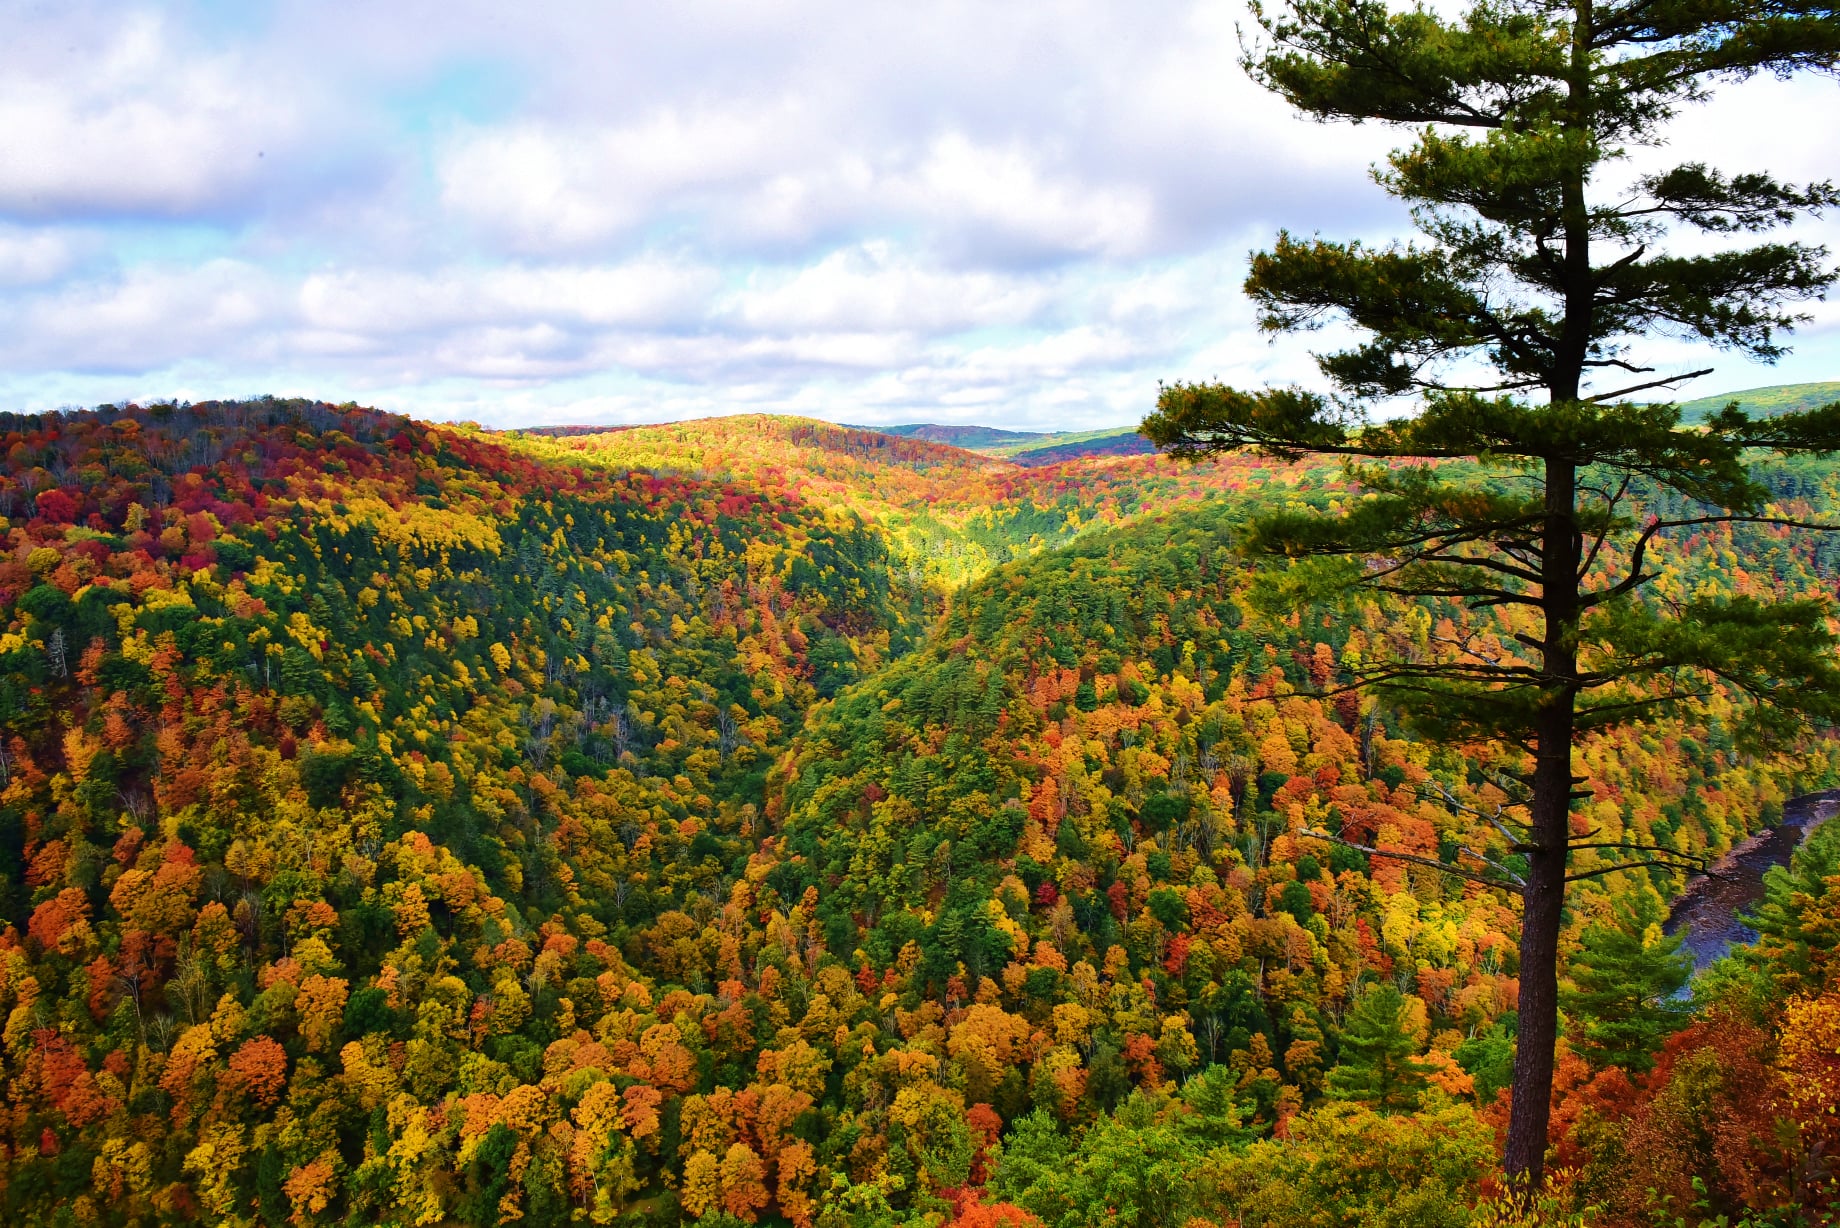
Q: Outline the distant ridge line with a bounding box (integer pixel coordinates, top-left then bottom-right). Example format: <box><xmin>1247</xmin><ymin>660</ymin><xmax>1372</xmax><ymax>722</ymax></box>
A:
<box><xmin>1673</xmin><ymin>379</ymin><xmax>1840</xmax><ymax>424</ymax></box>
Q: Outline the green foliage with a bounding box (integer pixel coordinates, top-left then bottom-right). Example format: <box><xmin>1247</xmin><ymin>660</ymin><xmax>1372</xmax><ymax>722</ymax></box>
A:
<box><xmin>992</xmin><ymin>1081</ymin><xmax>1251</xmax><ymax>1228</ymax></box>
<box><xmin>1561</xmin><ymin>893</ymin><xmax>1691</xmax><ymax>1072</ymax></box>
<box><xmin>814</xmin><ymin>1172</ymin><xmax>911</xmax><ymax>1228</ymax></box>
<box><xmin>1740</xmin><ymin>817</ymin><xmax>1840</xmax><ymax>999</ymax></box>
<box><xmin>1208</xmin><ymin>1101</ymin><xmax>1496</xmax><ymax>1228</ymax></box>
<box><xmin>1326</xmin><ymin>984</ymin><xmax>1432</xmax><ymax>1113</ymax></box>
<box><xmin>1453</xmin><ymin>1021</ymin><xmax>1516</xmax><ymax>1108</ymax></box>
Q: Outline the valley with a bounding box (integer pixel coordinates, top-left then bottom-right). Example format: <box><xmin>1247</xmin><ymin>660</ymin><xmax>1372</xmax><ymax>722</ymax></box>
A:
<box><xmin>0</xmin><ymin>391</ymin><xmax>1835</xmax><ymax>1226</ymax></box>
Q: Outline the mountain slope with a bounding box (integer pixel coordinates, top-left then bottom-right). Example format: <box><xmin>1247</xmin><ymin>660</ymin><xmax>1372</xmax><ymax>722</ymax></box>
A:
<box><xmin>1000</xmin><ymin>428</ymin><xmax>1156</xmax><ymax>467</ymax></box>
<box><xmin>1676</xmin><ymin>379</ymin><xmax>1840</xmax><ymax>423</ymax></box>
<box><xmin>773</xmin><ymin>490</ymin><xmax>1833</xmax><ymax>1084</ymax></box>
<box><xmin>871</xmin><ymin>423</ymin><xmax>1158</xmax><ymax>467</ymax></box>
<box><xmin>869</xmin><ymin>424</ymin><xmax>1045</xmax><ymax>448</ymax></box>
<box><xmin>0</xmin><ymin>398</ymin><xmax>938</xmax><ymax>1225</ymax></box>
<box><xmin>518</xmin><ymin>413</ymin><xmax>1324</xmax><ymax>584</ymax></box>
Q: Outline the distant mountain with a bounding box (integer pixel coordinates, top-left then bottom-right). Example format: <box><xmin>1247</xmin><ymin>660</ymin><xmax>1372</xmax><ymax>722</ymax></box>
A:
<box><xmin>515</xmin><ymin>423</ymin><xmax>638</xmax><ymax>437</ymax></box>
<box><xmin>998</xmin><ymin>427</ymin><xmax>1157</xmax><ymax>467</ymax></box>
<box><xmin>868</xmin><ymin>422</ymin><xmax>1157</xmax><ymax>466</ymax></box>
<box><xmin>870</xmin><ymin>423</ymin><xmax>1045</xmax><ymax>447</ymax></box>
<box><xmin>507</xmin><ymin>420</ymin><xmax>1166</xmax><ymax>466</ymax></box>
<box><xmin>1675</xmin><ymin>379</ymin><xmax>1840</xmax><ymax>423</ymax></box>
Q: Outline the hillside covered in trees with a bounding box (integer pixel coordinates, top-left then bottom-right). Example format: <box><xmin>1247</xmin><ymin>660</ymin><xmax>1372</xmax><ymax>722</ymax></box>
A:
<box><xmin>0</xmin><ymin>397</ymin><xmax>1837</xmax><ymax>1227</ymax></box>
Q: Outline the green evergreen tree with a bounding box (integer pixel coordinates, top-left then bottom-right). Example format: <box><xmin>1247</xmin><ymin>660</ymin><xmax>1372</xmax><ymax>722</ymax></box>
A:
<box><xmin>1742</xmin><ymin>816</ymin><xmax>1840</xmax><ymax>997</ymax></box>
<box><xmin>1326</xmin><ymin>983</ymin><xmax>1432</xmax><ymax>1113</ymax></box>
<box><xmin>1561</xmin><ymin>893</ymin><xmax>1691</xmax><ymax>1072</ymax></box>
<box><xmin>1453</xmin><ymin>1019</ymin><xmax>1517</xmax><ymax>1107</ymax></box>
<box><xmin>1143</xmin><ymin>0</ymin><xmax>1840</xmax><ymax>1185</ymax></box>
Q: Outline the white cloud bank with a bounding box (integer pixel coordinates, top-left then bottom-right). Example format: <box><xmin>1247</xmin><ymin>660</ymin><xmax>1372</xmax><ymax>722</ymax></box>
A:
<box><xmin>0</xmin><ymin>0</ymin><xmax>1833</xmax><ymax>429</ymax></box>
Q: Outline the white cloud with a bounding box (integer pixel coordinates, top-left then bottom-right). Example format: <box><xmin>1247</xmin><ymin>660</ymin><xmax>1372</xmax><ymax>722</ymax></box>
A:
<box><xmin>438</xmin><ymin>115</ymin><xmax>1157</xmax><ymax>263</ymax></box>
<box><xmin>438</xmin><ymin>105</ymin><xmax>810</xmax><ymax>251</ymax></box>
<box><xmin>297</xmin><ymin>260</ymin><xmax>721</xmax><ymax>335</ymax></box>
<box><xmin>0</xmin><ymin>12</ymin><xmax>319</xmax><ymax>220</ymax></box>
<box><xmin>724</xmin><ymin>243</ymin><xmax>1048</xmax><ymax>332</ymax></box>
<box><xmin>3</xmin><ymin>260</ymin><xmax>285</xmax><ymax>371</ymax></box>
<box><xmin>0</xmin><ymin>0</ymin><xmax>1831</xmax><ymax>428</ymax></box>
<box><xmin>0</xmin><ymin>228</ymin><xmax>78</xmax><ymax>285</ymax></box>
<box><xmin>902</xmin><ymin>134</ymin><xmax>1156</xmax><ymax>261</ymax></box>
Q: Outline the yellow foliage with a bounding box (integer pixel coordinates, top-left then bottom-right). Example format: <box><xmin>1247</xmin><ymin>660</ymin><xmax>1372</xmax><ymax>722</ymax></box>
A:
<box><xmin>341</xmin><ymin>496</ymin><xmax>503</xmax><ymax>556</ymax></box>
<box><xmin>681</xmin><ymin>1150</ymin><xmax>721</xmax><ymax>1217</ymax></box>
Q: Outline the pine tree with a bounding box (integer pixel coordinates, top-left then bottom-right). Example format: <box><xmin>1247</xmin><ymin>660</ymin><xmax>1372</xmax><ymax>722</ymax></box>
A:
<box><xmin>1561</xmin><ymin>894</ymin><xmax>1691</xmax><ymax>1072</ymax></box>
<box><xmin>1143</xmin><ymin>0</ymin><xmax>1840</xmax><ymax>1185</ymax></box>
<box><xmin>1743</xmin><ymin>816</ymin><xmax>1840</xmax><ymax>997</ymax></box>
<box><xmin>1326</xmin><ymin>983</ymin><xmax>1432</xmax><ymax>1113</ymax></box>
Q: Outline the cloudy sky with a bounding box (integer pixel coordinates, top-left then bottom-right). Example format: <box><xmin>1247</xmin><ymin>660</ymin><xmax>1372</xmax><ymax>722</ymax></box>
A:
<box><xmin>0</xmin><ymin>0</ymin><xmax>1836</xmax><ymax>430</ymax></box>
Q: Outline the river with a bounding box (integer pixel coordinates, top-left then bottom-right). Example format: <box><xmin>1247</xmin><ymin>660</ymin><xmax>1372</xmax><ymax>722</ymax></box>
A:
<box><xmin>1663</xmin><ymin>789</ymin><xmax>1840</xmax><ymax>974</ymax></box>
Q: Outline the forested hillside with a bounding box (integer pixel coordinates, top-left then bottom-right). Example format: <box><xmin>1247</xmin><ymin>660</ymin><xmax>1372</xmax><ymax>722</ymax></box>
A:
<box><xmin>1676</xmin><ymin>381</ymin><xmax>1840</xmax><ymax>424</ymax></box>
<box><xmin>0</xmin><ymin>398</ymin><xmax>1836</xmax><ymax>1227</ymax></box>
<box><xmin>867</xmin><ymin>424</ymin><xmax>1156</xmax><ymax>468</ymax></box>
<box><xmin>515</xmin><ymin>415</ymin><xmax>1293</xmax><ymax>583</ymax></box>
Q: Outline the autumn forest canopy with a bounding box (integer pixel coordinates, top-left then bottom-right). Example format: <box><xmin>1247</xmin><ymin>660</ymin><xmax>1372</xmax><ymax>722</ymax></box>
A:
<box><xmin>0</xmin><ymin>390</ymin><xmax>1831</xmax><ymax>1228</ymax></box>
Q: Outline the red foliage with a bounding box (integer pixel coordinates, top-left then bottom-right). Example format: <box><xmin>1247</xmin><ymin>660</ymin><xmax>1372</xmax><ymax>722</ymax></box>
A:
<box><xmin>84</xmin><ymin>955</ymin><xmax>117</xmax><ymax>1020</ymax></box>
<box><xmin>28</xmin><ymin>888</ymin><xmax>90</xmax><ymax>954</ymax></box>
<box><xmin>33</xmin><ymin>1029</ymin><xmax>118</xmax><ymax>1126</ymax></box>
<box><xmin>34</xmin><ymin>488</ymin><xmax>79</xmax><ymax>523</ymax></box>
<box><xmin>965</xmin><ymin>1103</ymin><xmax>1003</xmax><ymax>1183</ymax></box>
<box><xmin>1164</xmin><ymin>932</ymin><xmax>1192</xmax><ymax>976</ymax></box>
<box><xmin>1583</xmin><ymin>1013</ymin><xmax>1800</xmax><ymax>1224</ymax></box>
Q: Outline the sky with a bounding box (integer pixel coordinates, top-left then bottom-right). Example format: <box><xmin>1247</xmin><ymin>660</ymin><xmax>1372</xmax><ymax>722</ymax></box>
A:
<box><xmin>0</xmin><ymin>1</ymin><xmax>1836</xmax><ymax>432</ymax></box>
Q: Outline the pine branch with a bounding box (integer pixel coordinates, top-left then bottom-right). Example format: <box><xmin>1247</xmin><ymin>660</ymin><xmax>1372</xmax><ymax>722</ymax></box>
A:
<box><xmin>1580</xmin><ymin>513</ymin><xmax>1840</xmax><ymax>612</ymax></box>
<box><xmin>1564</xmin><ymin>858</ymin><xmax>1720</xmax><ymax>884</ymax></box>
<box><xmin>1369</xmin><ymin>582</ymin><xmax>1544</xmax><ymax>609</ymax></box>
<box><xmin>1299</xmin><ymin>828</ymin><xmax>1524</xmax><ymax>890</ymax></box>
<box><xmin>1568</xmin><ymin>840</ymin><xmax>1707</xmax><ymax>858</ymax></box>
<box><xmin>1575</xmin><ymin>474</ymin><xmax>1634</xmax><ymax>580</ymax></box>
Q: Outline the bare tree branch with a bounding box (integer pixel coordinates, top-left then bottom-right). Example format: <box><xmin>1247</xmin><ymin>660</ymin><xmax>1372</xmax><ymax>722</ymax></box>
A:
<box><xmin>1565</xmin><ymin>858</ymin><xmax>1726</xmax><ymax>884</ymax></box>
<box><xmin>1583</xmin><ymin>367</ymin><xmax>1714</xmax><ymax>403</ymax></box>
<box><xmin>1419</xmin><ymin>780</ymin><xmax>1533</xmax><ymax>844</ymax></box>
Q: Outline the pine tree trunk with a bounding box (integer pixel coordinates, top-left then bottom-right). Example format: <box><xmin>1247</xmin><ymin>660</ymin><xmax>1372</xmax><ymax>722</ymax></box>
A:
<box><xmin>1504</xmin><ymin>456</ymin><xmax>1582</xmax><ymax>1187</ymax></box>
<box><xmin>1503</xmin><ymin>713</ymin><xmax>1572</xmax><ymax>1182</ymax></box>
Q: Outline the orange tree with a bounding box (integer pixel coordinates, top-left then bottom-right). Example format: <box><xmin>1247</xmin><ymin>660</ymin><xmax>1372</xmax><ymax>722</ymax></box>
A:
<box><xmin>1143</xmin><ymin>0</ymin><xmax>1840</xmax><ymax>1186</ymax></box>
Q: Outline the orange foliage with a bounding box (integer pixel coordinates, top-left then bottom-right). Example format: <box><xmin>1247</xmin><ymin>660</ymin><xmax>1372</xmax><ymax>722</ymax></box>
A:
<box><xmin>225</xmin><ymin>1035</ymin><xmax>290</xmax><ymax>1109</ymax></box>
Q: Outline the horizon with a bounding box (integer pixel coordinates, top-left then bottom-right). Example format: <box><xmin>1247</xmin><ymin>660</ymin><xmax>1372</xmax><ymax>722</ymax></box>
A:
<box><xmin>17</xmin><ymin>376</ymin><xmax>1836</xmax><ymax>441</ymax></box>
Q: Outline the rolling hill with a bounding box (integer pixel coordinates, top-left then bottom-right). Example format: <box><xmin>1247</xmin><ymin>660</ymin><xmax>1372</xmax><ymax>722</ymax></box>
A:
<box><xmin>1675</xmin><ymin>379</ymin><xmax>1840</xmax><ymax>423</ymax></box>
<box><xmin>868</xmin><ymin>424</ymin><xmax>1046</xmax><ymax>449</ymax></box>
<box><xmin>864</xmin><ymin>422</ymin><xmax>1155</xmax><ymax>467</ymax></box>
